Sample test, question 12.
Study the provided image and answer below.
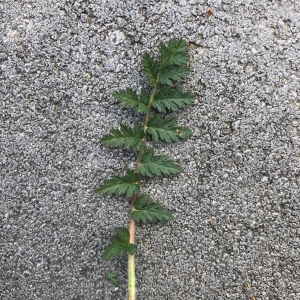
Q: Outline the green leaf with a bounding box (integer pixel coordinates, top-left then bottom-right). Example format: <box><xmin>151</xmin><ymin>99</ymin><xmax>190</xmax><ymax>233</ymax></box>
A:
<box><xmin>113</xmin><ymin>88</ymin><xmax>149</xmax><ymax>114</ymax></box>
<box><xmin>108</xmin><ymin>273</ymin><xmax>119</xmax><ymax>286</ymax></box>
<box><xmin>142</xmin><ymin>53</ymin><xmax>159</xmax><ymax>87</ymax></box>
<box><xmin>128</xmin><ymin>243</ymin><xmax>137</xmax><ymax>255</ymax></box>
<box><xmin>152</xmin><ymin>86</ymin><xmax>195</xmax><ymax>113</ymax></box>
<box><xmin>96</xmin><ymin>169</ymin><xmax>140</xmax><ymax>198</ymax></box>
<box><xmin>159</xmin><ymin>38</ymin><xmax>189</xmax><ymax>68</ymax></box>
<box><xmin>134</xmin><ymin>194</ymin><xmax>150</xmax><ymax>207</ymax></box>
<box><xmin>101</xmin><ymin>122</ymin><xmax>145</xmax><ymax>151</ymax></box>
<box><xmin>132</xmin><ymin>194</ymin><xmax>174</xmax><ymax>224</ymax></box>
<box><xmin>159</xmin><ymin>66</ymin><xmax>190</xmax><ymax>85</ymax></box>
<box><xmin>103</xmin><ymin>228</ymin><xmax>137</xmax><ymax>260</ymax></box>
<box><xmin>140</xmin><ymin>88</ymin><xmax>150</xmax><ymax>109</ymax></box>
<box><xmin>147</xmin><ymin>114</ymin><xmax>192</xmax><ymax>142</ymax></box>
<box><xmin>138</xmin><ymin>148</ymin><xmax>182</xmax><ymax>177</ymax></box>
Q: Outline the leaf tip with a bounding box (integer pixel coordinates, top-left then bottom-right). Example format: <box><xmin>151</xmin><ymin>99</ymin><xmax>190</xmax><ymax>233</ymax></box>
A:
<box><xmin>108</xmin><ymin>273</ymin><xmax>119</xmax><ymax>286</ymax></box>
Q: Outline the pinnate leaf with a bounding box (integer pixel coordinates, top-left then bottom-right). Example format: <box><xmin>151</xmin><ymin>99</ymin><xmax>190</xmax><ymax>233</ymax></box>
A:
<box><xmin>142</xmin><ymin>53</ymin><xmax>159</xmax><ymax>87</ymax></box>
<box><xmin>152</xmin><ymin>86</ymin><xmax>195</xmax><ymax>113</ymax></box>
<box><xmin>159</xmin><ymin>65</ymin><xmax>190</xmax><ymax>86</ymax></box>
<box><xmin>159</xmin><ymin>38</ymin><xmax>189</xmax><ymax>68</ymax></box>
<box><xmin>132</xmin><ymin>194</ymin><xmax>174</xmax><ymax>224</ymax></box>
<box><xmin>101</xmin><ymin>122</ymin><xmax>145</xmax><ymax>151</ymax></box>
<box><xmin>113</xmin><ymin>88</ymin><xmax>149</xmax><ymax>114</ymax></box>
<box><xmin>103</xmin><ymin>228</ymin><xmax>137</xmax><ymax>260</ymax></box>
<box><xmin>138</xmin><ymin>148</ymin><xmax>182</xmax><ymax>177</ymax></box>
<box><xmin>96</xmin><ymin>169</ymin><xmax>140</xmax><ymax>198</ymax></box>
<box><xmin>147</xmin><ymin>114</ymin><xmax>192</xmax><ymax>142</ymax></box>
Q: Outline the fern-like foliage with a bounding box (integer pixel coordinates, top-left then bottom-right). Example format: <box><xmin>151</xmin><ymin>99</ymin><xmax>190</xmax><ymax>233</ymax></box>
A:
<box><xmin>101</xmin><ymin>122</ymin><xmax>145</xmax><ymax>151</ymax></box>
<box><xmin>152</xmin><ymin>86</ymin><xmax>194</xmax><ymax>113</ymax></box>
<box><xmin>141</xmin><ymin>38</ymin><xmax>191</xmax><ymax>89</ymax></box>
<box><xmin>99</xmin><ymin>38</ymin><xmax>195</xmax><ymax>292</ymax></box>
<box><xmin>138</xmin><ymin>148</ymin><xmax>182</xmax><ymax>177</ymax></box>
<box><xmin>147</xmin><ymin>114</ymin><xmax>192</xmax><ymax>142</ymax></box>
<box><xmin>97</xmin><ymin>169</ymin><xmax>140</xmax><ymax>198</ymax></box>
<box><xmin>159</xmin><ymin>66</ymin><xmax>190</xmax><ymax>86</ymax></box>
<box><xmin>159</xmin><ymin>38</ymin><xmax>189</xmax><ymax>68</ymax></box>
<box><xmin>113</xmin><ymin>88</ymin><xmax>149</xmax><ymax>114</ymax></box>
<box><xmin>103</xmin><ymin>228</ymin><xmax>137</xmax><ymax>260</ymax></box>
<box><xmin>132</xmin><ymin>194</ymin><xmax>174</xmax><ymax>224</ymax></box>
<box><xmin>142</xmin><ymin>53</ymin><xmax>159</xmax><ymax>87</ymax></box>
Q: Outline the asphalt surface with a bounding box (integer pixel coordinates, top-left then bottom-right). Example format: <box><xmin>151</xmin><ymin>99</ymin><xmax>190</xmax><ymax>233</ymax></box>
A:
<box><xmin>1</xmin><ymin>1</ymin><xmax>299</xmax><ymax>299</ymax></box>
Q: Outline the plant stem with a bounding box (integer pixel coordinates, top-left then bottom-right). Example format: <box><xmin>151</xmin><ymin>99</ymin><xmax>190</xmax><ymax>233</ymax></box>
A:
<box><xmin>127</xmin><ymin>80</ymin><xmax>159</xmax><ymax>300</ymax></box>
<box><xmin>128</xmin><ymin>252</ymin><xmax>136</xmax><ymax>299</ymax></box>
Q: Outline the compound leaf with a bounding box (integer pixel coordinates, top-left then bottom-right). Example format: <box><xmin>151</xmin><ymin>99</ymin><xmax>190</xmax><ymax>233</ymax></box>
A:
<box><xmin>147</xmin><ymin>114</ymin><xmax>192</xmax><ymax>142</ymax></box>
<box><xmin>152</xmin><ymin>86</ymin><xmax>195</xmax><ymax>113</ymax></box>
<box><xmin>159</xmin><ymin>66</ymin><xmax>190</xmax><ymax>86</ymax></box>
<box><xmin>159</xmin><ymin>38</ymin><xmax>189</xmax><ymax>68</ymax></box>
<box><xmin>96</xmin><ymin>169</ymin><xmax>140</xmax><ymax>198</ymax></box>
<box><xmin>132</xmin><ymin>194</ymin><xmax>174</xmax><ymax>224</ymax></box>
<box><xmin>138</xmin><ymin>148</ymin><xmax>182</xmax><ymax>177</ymax></box>
<box><xmin>142</xmin><ymin>53</ymin><xmax>159</xmax><ymax>87</ymax></box>
<box><xmin>113</xmin><ymin>88</ymin><xmax>149</xmax><ymax>114</ymax></box>
<box><xmin>103</xmin><ymin>228</ymin><xmax>137</xmax><ymax>260</ymax></box>
<box><xmin>108</xmin><ymin>273</ymin><xmax>119</xmax><ymax>286</ymax></box>
<box><xmin>101</xmin><ymin>122</ymin><xmax>145</xmax><ymax>151</ymax></box>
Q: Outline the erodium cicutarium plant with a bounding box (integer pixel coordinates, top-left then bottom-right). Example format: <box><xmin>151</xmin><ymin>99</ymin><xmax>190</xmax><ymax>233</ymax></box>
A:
<box><xmin>97</xmin><ymin>38</ymin><xmax>195</xmax><ymax>300</ymax></box>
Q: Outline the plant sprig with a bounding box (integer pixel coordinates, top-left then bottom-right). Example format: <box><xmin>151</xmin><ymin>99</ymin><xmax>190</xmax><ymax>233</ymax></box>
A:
<box><xmin>97</xmin><ymin>38</ymin><xmax>194</xmax><ymax>300</ymax></box>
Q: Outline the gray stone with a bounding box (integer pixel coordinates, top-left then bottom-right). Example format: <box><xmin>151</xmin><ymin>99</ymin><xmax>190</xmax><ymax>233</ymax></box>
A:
<box><xmin>1</xmin><ymin>0</ymin><xmax>299</xmax><ymax>299</ymax></box>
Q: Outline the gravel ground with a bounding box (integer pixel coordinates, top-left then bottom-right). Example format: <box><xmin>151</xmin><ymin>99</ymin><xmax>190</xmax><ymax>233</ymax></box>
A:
<box><xmin>1</xmin><ymin>1</ymin><xmax>300</xmax><ymax>299</ymax></box>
